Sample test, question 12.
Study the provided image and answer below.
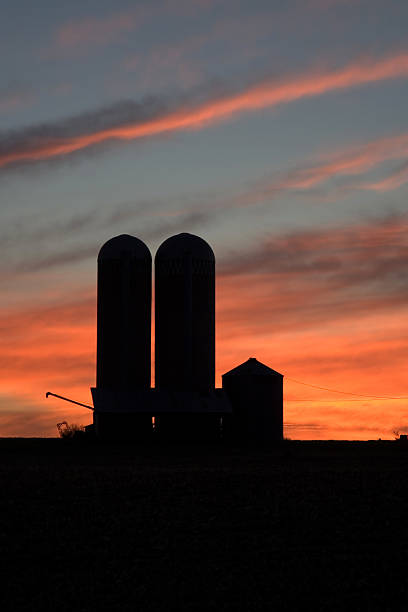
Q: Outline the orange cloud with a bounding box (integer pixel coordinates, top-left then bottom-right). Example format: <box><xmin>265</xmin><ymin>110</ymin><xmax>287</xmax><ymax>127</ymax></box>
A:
<box><xmin>283</xmin><ymin>135</ymin><xmax>408</xmax><ymax>188</ymax></box>
<box><xmin>360</xmin><ymin>163</ymin><xmax>408</xmax><ymax>192</ymax></box>
<box><xmin>3</xmin><ymin>52</ymin><xmax>408</xmax><ymax>169</ymax></box>
<box><xmin>231</xmin><ymin>132</ymin><xmax>408</xmax><ymax>208</ymax></box>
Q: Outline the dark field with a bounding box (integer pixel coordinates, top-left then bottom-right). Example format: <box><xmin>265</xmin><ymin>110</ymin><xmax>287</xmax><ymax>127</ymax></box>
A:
<box><xmin>1</xmin><ymin>439</ymin><xmax>408</xmax><ymax>611</ymax></box>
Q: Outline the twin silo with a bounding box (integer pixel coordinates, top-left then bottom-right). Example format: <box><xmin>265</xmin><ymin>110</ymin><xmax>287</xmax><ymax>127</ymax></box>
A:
<box><xmin>92</xmin><ymin>233</ymin><xmax>283</xmax><ymax>443</ymax></box>
<box><xmin>97</xmin><ymin>235</ymin><xmax>151</xmax><ymax>391</ymax></box>
<box><xmin>155</xmin><ymin>233</ymin><xmax>215</xmax><ymax>393</ymax></box>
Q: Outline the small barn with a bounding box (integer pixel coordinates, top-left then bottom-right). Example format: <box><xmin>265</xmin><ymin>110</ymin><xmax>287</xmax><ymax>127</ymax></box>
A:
<box><xmin>222</xmin><ymin>358</ymin><xmax>283</xmax><ymax>443</ymax></box>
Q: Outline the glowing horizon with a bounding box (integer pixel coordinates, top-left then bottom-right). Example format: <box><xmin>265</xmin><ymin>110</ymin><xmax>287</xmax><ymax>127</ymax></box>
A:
<box><xmin>2</xmin><ymin>212</ymin><xmax>408</xmax><ymax>439</ymax></box>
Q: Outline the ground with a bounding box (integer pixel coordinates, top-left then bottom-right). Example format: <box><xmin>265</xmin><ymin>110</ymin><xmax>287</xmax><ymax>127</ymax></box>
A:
<box><xmin>1</xmin><ymin>439</ymin><xmax>407</xmax><ymax>611</ymax></box>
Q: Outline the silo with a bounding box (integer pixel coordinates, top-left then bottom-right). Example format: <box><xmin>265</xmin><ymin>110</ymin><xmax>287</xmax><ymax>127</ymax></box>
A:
<box><xmin>155</xmin><ymin>233</ymin><xmax>215</xmax><ymax>392</ymax></box>
<box><xmin>222</xmin><ymin>358</ymin><xmax>283</xmax><ymax>443</ymax></box>
<box><xmin>97</xmin><ymin>234</ymin><xmax>152</xmax><ymax>390</ymax></box>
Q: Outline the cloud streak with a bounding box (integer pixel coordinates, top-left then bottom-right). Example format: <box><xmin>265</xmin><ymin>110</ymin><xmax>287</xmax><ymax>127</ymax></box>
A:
<box><xmin>2</xmin><ymin>51</ymin><xmax>408</xmax><ymax>169</ymax></box>
<box><xmin>230</xmin><ymin>132</ymin><xmax>408</xmax><ymax>209</ymax></box>
<box><xmin>216</xmin><ymin>213</ymin><xmax>408</xmax><ymax>352</ymax></box>
<box><xmin>15</xmin><ymin>210</ymin><xmax>207</xmax><ymax>276</ymax></box>
<box><xmin>0</xmin><ymin>206</ymin><xmax>209</xmax><ymax>284</ymax></box>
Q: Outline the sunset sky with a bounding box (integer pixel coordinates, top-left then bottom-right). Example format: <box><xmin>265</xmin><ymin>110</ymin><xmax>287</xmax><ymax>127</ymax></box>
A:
<box><xmin>1</xmin><ymin>0</ymin><xmax>408</xmax><ymax>439</ymax></box>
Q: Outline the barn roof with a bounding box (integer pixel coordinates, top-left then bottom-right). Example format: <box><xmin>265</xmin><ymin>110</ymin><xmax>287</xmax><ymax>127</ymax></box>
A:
<box><xmin>222</xmin><ymin>357</ymin><xmax>283</xmax><ymax>378</ymax></box>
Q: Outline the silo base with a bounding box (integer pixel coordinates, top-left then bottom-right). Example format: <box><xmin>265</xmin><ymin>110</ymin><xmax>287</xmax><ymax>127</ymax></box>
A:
<box><xmin>222</xmin><ymin>413</ymin><xmax>283</xmax><ymax>444</ymax></box>
<box><xmin>155</xmin><ymin>413</ymin><xmax>222</xmax><ymax>442</ymax></box>
<box><xmin>94</xmin><ymin>412</ymin><xmax>153</xmax><ymax>441</ymax></box>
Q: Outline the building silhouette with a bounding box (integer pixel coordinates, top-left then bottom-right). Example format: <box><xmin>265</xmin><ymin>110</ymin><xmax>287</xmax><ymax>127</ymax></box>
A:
<box><xmin>91</xmin><ymin>233</ymin><xmax>283</xmax><ymax>443</ymax></box>
<box><xmin>222</xmin><ymin>358</ymin><xmax>283</xmax><ymax>442</ymax></box>
<box><xmin>97</xmin><ymin>234</ymin><xmax>151</xmax><ymax>390</ymax></box>
<box><xmin>95</xmin><ymin>234</ymin><xmax>152</xmax><ymax>440</ymax></box>
<box><xmin>155</xmin><ymin>233</ymin><xmax>215</xmax><ymax>393</ymax></box>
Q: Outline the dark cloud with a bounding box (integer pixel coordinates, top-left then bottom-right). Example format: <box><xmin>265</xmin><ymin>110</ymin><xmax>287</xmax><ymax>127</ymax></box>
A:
<box><xmin>0</xmin><ymin>98</ymin><xmax>167</xmax><ymax>158</ymax></box>
<box><xmin>0</xmin><ymin>207</ymin><xmax>210</xmax><ymax>280</ymax></box>
<box><xmin>15</xmin><ymin>210</ymin><xmax>208</xmax><ymax>275</ymax></box>
<box><xmin>220</xmin><ymin>213</ymin><xmax>408</xmax><ymax>291</ymax></box>
<box><xmin>0</xmin><ymin>75</ymin><xmax>241</xmax><ymax>173</ymax></box>
<box><xmin>217</xmin><ymin>213</ymin><xmax>408</xmax><ymax>333</ymax></box>
<box><xmin>0</xmin><ymin>82</ymin><xmax>233</xmax><ymax>175</ymax></box>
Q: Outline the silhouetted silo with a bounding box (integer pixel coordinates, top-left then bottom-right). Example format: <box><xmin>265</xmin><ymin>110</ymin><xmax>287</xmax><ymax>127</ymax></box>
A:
<box><xmin>155</xmin><ymin>233</ymin><xmax>215</xmax><ymax>392</ymax></box>
<box><xmin>97</xmin><ymin>234</ymin><xmax>152</xmax><ymax>391</ymax></box>
<box><xmin>222</xmin><ymin>358</ymin><xmax>283</xmax><ymax>443</ymax></box>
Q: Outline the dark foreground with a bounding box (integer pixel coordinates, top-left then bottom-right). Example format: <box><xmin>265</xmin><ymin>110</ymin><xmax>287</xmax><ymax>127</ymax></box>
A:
<box><xmin>1</xmin><ymin>439</ymin><xmax>408</xmax><ymax>611</ymax></box>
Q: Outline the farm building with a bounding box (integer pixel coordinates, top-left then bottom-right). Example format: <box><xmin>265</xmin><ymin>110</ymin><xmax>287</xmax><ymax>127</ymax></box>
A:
<box><xmin>54</xmin><ymin>233</ymin><xmax>284</xmax><ymax>443</ymax></box>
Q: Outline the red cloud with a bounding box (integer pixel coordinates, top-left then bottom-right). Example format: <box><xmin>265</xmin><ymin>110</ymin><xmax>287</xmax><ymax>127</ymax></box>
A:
<box><xmin>228</xmin><ymin>132</ymin><xmax>408</xmax><ymax>209</ymax></box>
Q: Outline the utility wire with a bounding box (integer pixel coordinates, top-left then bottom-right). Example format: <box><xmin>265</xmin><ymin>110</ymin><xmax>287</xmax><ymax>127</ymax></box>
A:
<box><xmin>285</xmin><ymin>377</ymin><xmax>408</xmax><ymax>400</ymax></box>
<box><xmin>285</xmin><ymin>398</ymin><xmax>407</xmax><ymax>402</ymax></box>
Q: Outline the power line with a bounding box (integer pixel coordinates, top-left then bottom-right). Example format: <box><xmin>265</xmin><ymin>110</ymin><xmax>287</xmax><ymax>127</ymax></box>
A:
<box><xmin>285</xmin><ymin>377</ymin><xmax>408</xmax><ymax>400</ymax></box>
<box><xmin>285</xmin><ymin>398</ymin><xmax>407</xmax><ymax>402</ymax></box>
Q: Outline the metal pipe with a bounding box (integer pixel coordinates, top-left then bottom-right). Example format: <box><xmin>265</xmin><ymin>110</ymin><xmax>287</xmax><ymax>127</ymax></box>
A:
<box><xmin>46</xmin><ymin>392</ymin><xmax>94</xmax><ymax>410</ymax></box>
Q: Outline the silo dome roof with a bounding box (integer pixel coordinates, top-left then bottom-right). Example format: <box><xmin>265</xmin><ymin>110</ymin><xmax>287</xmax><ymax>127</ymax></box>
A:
<box><xmin>222</xmin><ymin>358</ymin><xmax>283</xmax><ymax>378</ymax></box>
<box><xmin>155</xmin><ymin>233</ymin><xmax>215</xmax><ymax>261</ymax></box>
<box><xmin>98</xmin><ymin>234</ymin><xmax>151</xmax><ymax>261</ymax></box>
